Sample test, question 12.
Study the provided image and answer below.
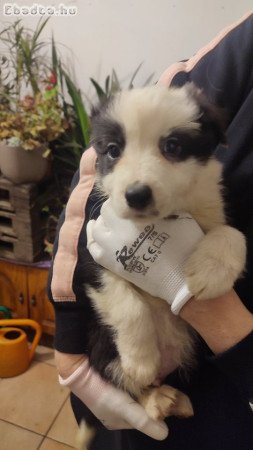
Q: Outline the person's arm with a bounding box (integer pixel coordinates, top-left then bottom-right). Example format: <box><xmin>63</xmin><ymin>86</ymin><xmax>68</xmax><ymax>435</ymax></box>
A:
<box><xmin>180</xmin><ymin>291</ymin><xmax>253</xmax><ymax>406</ymax></box>
<box><xmin>180</xmin><ymin>290</ymin><xmax>253</xmax><ymax>354</ymax></box>
<box><xmin>47</xmin><ymin>149</ymin><xmax>95</xmax><ymax>373</ymax></box>
<box><xmin>47</xmin><ymin>148</ymin><xmax>98</xmax><ymax>356</ymax></box>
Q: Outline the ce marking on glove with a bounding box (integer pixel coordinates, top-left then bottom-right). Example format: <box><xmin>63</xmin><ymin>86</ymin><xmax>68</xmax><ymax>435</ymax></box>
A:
<box><xmin>116</xmin><ymin>227</ymin><xmax>170</xmax><ymax>275</ymax></box>
<box><xmin>143</xmin><ymin>248</ymin><xmax>159</xmax><ymax>261</ymax></box>
<box><xmin>143</xmin><ymin>232</ymin><xmax>169</xmax><ymax>262</ymax></box>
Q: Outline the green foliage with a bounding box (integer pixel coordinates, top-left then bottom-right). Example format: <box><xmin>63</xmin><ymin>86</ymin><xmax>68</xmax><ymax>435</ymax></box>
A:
<box><xmin>50</xmin><ymin>37</ymin><xmax>89</xmax><ymax>168</ymax></box>
<box><xmin>0</xmin><ymin>19</ymin><xmax>66</xmax><ymax>152</ymax></box>
<box><xmin>0</xmin><ymin>89</ymin><xmax>66</xmax><ymax>151</ymax></box>
<box><xmin>90</xmin><ymin>63</ymin><xmax>154</xmax><ymax>101</ymax></box>
<box><xmin>62</xmin><ymin>70</ymin><xmax>90</xmax><ymax>147</ymax></box>
<box><xmin>0</xmin><ymin>18</ymin><xmax>49</xmax><ymax>98</ymax></box>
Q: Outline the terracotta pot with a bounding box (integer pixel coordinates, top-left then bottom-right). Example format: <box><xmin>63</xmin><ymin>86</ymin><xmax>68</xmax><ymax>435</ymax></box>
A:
<box><xmin>0</xmin><ymin>143</ymin><xmax>50</xmax><ymax>184</ymax></box>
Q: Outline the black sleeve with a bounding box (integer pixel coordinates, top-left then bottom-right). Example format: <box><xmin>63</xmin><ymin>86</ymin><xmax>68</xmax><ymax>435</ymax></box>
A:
<box><xmin>212</xmin><ymin>331</ymin><xmax>253</xmax><ymax>406</ymax></box>
<box><xmin>47</xmin><ymin>168</ymin><xmax>98</xmax><ymax>354</ymax></box>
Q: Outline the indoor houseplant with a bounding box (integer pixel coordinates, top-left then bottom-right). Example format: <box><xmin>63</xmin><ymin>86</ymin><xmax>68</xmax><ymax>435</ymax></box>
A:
<box><xmin>0</xmin><ymin>19</ymin><xmax>66</xmax><ymax>183</ymax></box>
<box><xmin>0</xmin><ymin>87</ymin><xmax>66</xmax><ymax>183</ymax></box>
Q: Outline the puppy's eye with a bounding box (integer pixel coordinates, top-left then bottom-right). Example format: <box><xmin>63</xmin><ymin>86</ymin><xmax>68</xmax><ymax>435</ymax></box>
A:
<box><xmin>106</xmin><ymin>143</ymin><xmax>121</xmax><ymax>159</ymax></box>
<box><xmin>162</xmin><ymin>137</ymin><xmax>182</xmax><ymax>159</ymax></box>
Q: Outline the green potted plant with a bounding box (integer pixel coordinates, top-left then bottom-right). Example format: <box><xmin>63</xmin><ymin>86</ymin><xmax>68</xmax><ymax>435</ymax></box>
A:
<box><xmin>0</xmin><ymin>87</ymin><xmax>67</xmax><ymax>183</ymax></box>
<box><xmin>0</xmin><ymin>19</ymin><xmax>66</xmax><ymax>184</ymax></box>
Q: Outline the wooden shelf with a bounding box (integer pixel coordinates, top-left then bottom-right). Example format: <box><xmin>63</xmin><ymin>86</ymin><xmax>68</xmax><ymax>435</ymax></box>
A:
<box><xmin>0</xmin><ymin>258</ymin><xmax>55</xmax><ymax>336</ymax></box>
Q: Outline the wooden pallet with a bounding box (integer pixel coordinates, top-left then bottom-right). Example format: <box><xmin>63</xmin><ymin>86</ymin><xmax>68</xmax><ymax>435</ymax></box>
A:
<box><xmin>0</xmin><ymin>177</ymin><xmax>44</xmax><ymax>262</ymax></box>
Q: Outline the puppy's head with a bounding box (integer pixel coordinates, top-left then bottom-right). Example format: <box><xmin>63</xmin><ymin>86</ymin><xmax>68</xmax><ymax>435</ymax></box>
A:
<box><xmin>91</xmin><ymin>84</ymin><xmax>226</xmax><ymax>220</ymax></box>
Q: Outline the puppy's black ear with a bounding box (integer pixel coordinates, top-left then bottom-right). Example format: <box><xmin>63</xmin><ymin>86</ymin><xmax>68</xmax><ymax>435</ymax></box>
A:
<box><xmin>185</xmin><ymin>83</ymin><xmax>227</xmax><ymax>145</ymax></box>
<box><xmin>90</xmin><ymin>95</ymin><xmax>115</xmax><ymax>122</ymax></box>
<box><xmin>90</xmin><ymin>104</ymin><xmax>101</xmax><ymax>121</ymax></box>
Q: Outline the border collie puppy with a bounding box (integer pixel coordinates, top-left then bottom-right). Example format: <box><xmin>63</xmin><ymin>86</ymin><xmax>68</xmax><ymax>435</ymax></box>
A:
<box><xmin>84</xmin><ymin>84</ymin><xmax>246</xmax><ymax>432</ymax></box>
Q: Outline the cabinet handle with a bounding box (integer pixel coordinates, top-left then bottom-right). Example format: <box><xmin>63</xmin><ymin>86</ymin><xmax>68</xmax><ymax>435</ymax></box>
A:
<box><xmin>30</xmin><ymin>295</ymin><xmax>36</xmax><ymax>306</ymax></box>
<box><xmin>18</xmin><ymin>293</ymin><xmax>24</xmax><ymax>304</ymax></box>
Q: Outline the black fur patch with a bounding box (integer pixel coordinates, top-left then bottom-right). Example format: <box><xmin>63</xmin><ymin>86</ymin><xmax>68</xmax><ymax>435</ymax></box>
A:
<box><xmin>87</xmin><ymin>314</ymin><xmax>119</xmax><ymax>382</ymax></box>
<box><xmin>188</xmin><ymin>83</ymin><xmax>227</xmax><ymax>145</ymax></box>
<box><xmin>77</xmin><ymin>229</ymin><xmax>120</xmax><ymax>383</ymax></box>
<box><xmin>91</xmin><ymin>100</ymin><xmax>126</xmax><ymax>175</ymax></box>
<box><xmin>159</xmin><ymin>85</ymin><xmax>227</xmax><ymax>164</ymax></box>
<box><xmin>159</xmin><ymin>127</ymin><xmax>221</xmax><ymax>163</ymax></box>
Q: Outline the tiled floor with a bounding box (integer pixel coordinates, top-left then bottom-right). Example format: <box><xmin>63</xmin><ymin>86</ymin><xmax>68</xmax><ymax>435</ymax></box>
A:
<box><xmin>0</xmin><ymin>346</ymin><xmax>79</xmax><ymax>450</ymax></box>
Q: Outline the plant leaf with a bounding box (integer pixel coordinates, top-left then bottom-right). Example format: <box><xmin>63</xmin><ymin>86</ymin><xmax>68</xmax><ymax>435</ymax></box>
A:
<box><xmin>90</xmin><ymin>78</ymin><xmax>106</xmax><ymax>100</ymax></box>
<box><xmin>143</xmin><ymin>72</ymin><xmax>155</xmax><ymax>87</ymax></box>
<box><xmin>51</xmin><ymin>35</ymin><xmax>58</xmax><ymax>74</ymax></box>
<box><xmin>128</xmin><ymin>62</ymin><xmax>143</xmax><ymax>89</ymax></box>
<box><xmin>31</xmin><ymin>17</ymin><xmax>50</xmax><ymax>52</ymax></box>
<box><xmin>111</xmin><ymin>69</ymin><xmax>121</xmax><ymax>93</ymax></box>
<box><xmin>63</xmin><ymin>70</ymin><xmax>90</xmax><ymax>147</ymax></box>
<box><xmin>105</xmin><ymin>75</ymin><xmax>110</xmax><ymax>96</ymax></box>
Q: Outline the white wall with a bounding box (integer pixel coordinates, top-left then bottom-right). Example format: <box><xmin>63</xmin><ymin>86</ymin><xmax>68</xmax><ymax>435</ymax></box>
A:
<box><xmin>1</xmin><ymin>1</ymin><xmax>252</xmax><ymax>100</ymax></box>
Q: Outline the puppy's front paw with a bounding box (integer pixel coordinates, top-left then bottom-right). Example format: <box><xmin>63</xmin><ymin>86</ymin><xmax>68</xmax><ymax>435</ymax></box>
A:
<box><xmin>184</xmin><ymin>226</ymin><xmax>246</xmax><ymax>300</ymax></box>
<box><xmin>185</xmin><ymin>255</ymin><xmax>235</xmax><ymax>299</ymax></box>
<box><xmin>139</xmin><ymin>385</ymin><xmax>193</xmax><ymax>421</ymax></box>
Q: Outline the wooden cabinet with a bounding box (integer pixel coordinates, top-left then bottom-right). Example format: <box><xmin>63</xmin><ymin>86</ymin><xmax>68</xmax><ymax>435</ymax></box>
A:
<box><xmin>0</xmin><ymin>259</ymin><xmax>55</xmax><ymax>335</ymax></box>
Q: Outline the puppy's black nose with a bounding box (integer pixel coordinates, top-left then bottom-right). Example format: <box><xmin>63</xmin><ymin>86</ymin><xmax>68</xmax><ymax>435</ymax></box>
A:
<box><xmin>125</xmin><ymin>183</ymin><xmax>153</xmax><ymax>209</ymax></box>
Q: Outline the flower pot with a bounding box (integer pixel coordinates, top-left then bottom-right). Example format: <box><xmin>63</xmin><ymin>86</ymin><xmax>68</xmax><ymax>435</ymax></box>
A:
<box><xmin>0</xmin><ymin>143</ymin><xmax>50</xmax><ymax>184</ymax></box>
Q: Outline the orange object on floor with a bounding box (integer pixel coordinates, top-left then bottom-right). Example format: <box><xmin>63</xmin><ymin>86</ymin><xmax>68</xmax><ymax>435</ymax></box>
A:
<box><xmin>0</xmin><ymin>319</ymin><xmax>42</xmax><ymax>377</ymax></box>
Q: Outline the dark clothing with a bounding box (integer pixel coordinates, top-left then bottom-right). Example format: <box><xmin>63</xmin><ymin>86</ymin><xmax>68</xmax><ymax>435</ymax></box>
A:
<box><xmin>71</xmin><ymin>333</ymin><xmax>253</xmax><ymax>450</ymax></box>
<box><xmin>49</xmin><ymin>12</ymin><xmax>253</xmax><ymax>449</ymax></box>
<box><xmin>71</xmin><ymin>337</ymin><xmax>253</xmax><ymax>449</ymax></box>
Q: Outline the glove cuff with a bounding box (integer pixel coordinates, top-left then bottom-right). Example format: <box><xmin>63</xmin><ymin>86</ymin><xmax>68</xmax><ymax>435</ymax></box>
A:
<box><xmin>58</xmin><ymin>359</ymin><xmax>89</xmax><ymax>387</ymax></box>
<box><xmin>171</xmin><ymin>285</ymin><xmax>193</xmax><ymax>315</ymax></box>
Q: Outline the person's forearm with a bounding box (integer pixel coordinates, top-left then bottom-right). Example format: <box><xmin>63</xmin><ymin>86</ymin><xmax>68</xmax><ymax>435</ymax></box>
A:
<box><xmin>180</xmin><ymin>290</ymin><xmax>253</xmax><ymax>354</ymax></box>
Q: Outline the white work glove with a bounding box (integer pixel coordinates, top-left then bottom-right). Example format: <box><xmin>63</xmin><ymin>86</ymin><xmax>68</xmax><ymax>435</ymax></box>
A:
<box><xmin>87</xmin><ymin>200</ymin><xmax>204</xmax><ymax>314</ymax></box>
<box><xmin>59</xmin><ymin>358</ymin><xmax>168</xmax><ymax>440</ymax></box>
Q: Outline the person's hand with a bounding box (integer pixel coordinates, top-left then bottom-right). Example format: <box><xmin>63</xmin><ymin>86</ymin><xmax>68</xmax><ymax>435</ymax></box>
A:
<box><xmin>87</xmin><ymin>199</ymin><xmax>204</xmax><ymax>314</ymax></box>
<box><xmin>58</xmin><ymin>355</ymin><xmax>168</xmax><ymax>440</ymax></box>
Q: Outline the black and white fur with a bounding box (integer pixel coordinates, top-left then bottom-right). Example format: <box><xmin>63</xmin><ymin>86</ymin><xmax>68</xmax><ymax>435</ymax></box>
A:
<box><xmin>81</xmin><ymin>84</ymin><xmax>246</xmax><ymax>443</ymax></box>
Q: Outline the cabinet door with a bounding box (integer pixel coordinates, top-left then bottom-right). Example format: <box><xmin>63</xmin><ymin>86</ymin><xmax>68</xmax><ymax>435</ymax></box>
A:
<box><xmin>0</xmin><ymin>260</ymin><xmax>28</xmax><ymax>318</ymax></box>
<box><xmin>27</xmin><ymin>267</ymin><xmax>55</xmax><ymax>335</ymax></box>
